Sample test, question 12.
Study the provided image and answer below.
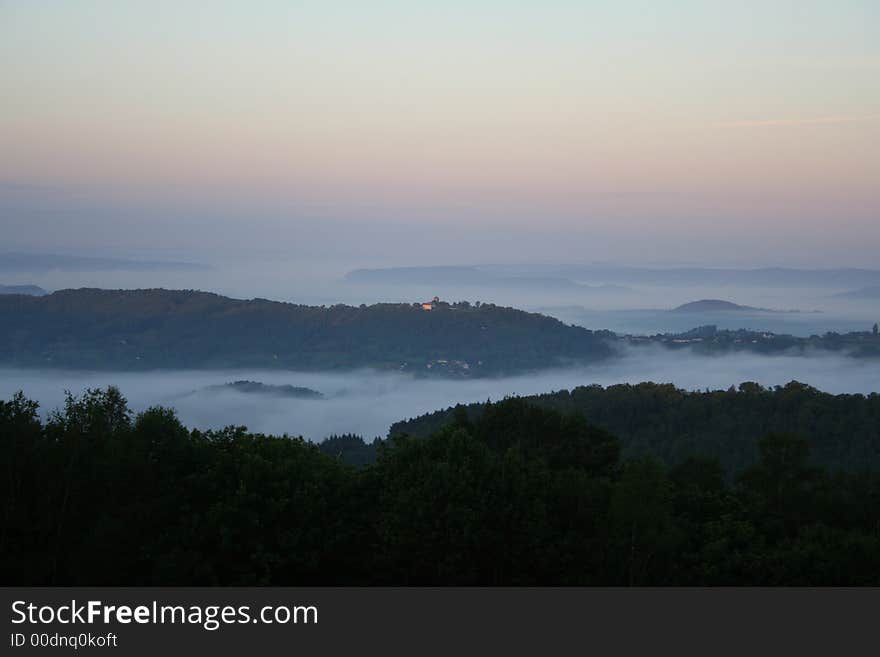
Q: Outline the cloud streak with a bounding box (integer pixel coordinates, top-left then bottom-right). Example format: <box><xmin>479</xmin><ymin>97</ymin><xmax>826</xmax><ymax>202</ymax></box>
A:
<box><xmin>718</xmin><ymin>115</ymin><xmax>878</xmax><ymax>128</ymax></box>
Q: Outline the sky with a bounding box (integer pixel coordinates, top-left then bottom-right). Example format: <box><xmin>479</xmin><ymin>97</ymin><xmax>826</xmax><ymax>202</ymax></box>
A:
<box><xmin>1</xmin><ymin>1</ymin><xmax>878</xmax><ymax>266</ymax></box>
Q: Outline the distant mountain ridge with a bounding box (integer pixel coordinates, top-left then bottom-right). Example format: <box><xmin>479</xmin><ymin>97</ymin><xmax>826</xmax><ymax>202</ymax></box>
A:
<box><xmin>672</xmin><ymin>299</ymin><xmax>758</xmax><ymax>312</ymax></box>
<box><xmin>347</xmin><ymin>264</ymin><xmax>880</xmax><ymax>288</ymax></box>
<box><xmin>0</xmin><ymin>284</ymin><xmax>46</xmax><ymax>296</ymax></box>
<box><xmin>346</xmin><ymin>266</ymin><xmax>629</xmax><ymax>293</ymax></box>
<box><xmin>671</xmin><ymin>299</ymin><xmax>817</xmax><ymax>314</ymax></box>
<box><xmin>0</xmin><ymin>288</ymin><xmax>613</xmax><ymax>374</ymax></box>
<box><xmin>669</xmin><ymin>299</ymin><xmax>788</xmax><ymax>313</ymax></box>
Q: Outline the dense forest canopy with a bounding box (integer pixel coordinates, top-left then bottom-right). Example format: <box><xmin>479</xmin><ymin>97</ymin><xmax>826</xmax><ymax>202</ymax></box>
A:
<box><xmin>202</xmin><ymin>380</ymin><xmax>324</xmax><ymax>399</ymax></box>
<box><xmin>391</xmin><ymin>382</ymin><xmax>880</xmax><ymax>474</ymax></box>
<box><xmin>0</xmin><ymin>288</ymin><xmax>612</xmax><ymax>374</ymax></box>
<box><xmin>3</xmin><ymin>387</ymin><xmax>880</xmax><ymax>585</ymax></box>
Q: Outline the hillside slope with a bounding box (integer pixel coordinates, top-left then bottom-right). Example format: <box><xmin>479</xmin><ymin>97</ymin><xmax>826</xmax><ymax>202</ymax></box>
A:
<box><xmin>390</xmin><ymin>382</ymin><xmax>880</xmax><ymax>473</ymax></box>
<box><xmin>0</xmin><ymin>288</ymin><xmax>613</xmax><ymax>374</ymax></box>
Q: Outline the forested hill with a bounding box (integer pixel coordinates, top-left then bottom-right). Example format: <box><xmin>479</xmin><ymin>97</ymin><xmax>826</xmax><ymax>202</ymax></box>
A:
<box><xmin>5</xmin><ymin>387</ymin><xmax>880</xmax><ymax>585</ymax></box>
<box><xmin>0</xmin><ymin>288</ymin><xmax>613</xmax><ymax>374</ymax></box>
<box><xmin>390</xmin><ymin>382</ymin><xmax>880</xmax><ymax>474</ymax></box>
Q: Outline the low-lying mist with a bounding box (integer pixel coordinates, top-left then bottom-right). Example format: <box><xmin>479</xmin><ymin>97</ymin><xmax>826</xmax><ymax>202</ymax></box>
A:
<box><xmin>2</xmin><ymin>346</ymin><xmax>877</xmax><ymax>441</ymax></box>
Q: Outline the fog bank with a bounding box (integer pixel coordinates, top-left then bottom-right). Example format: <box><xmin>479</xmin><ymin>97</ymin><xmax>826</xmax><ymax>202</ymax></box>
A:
<box><xmin>2</xmin><ymin>347</ymin><xmax>877</xmax><ymax>441</ymax></box>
